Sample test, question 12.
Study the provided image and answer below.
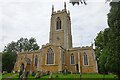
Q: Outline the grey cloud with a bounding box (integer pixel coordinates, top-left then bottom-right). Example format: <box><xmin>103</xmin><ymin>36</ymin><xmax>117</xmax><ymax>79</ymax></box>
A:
<box><xmin>0</xmin><ymin>0</ymin><xmax>110</xmax><ymax>51</ymax></box>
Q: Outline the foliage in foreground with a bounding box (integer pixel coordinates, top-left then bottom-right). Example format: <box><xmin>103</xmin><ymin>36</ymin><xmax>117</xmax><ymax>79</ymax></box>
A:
<box><xmin>94</xmin><ymin>1</ymin><xmax>120</xmax><ymax>78</ymax></box>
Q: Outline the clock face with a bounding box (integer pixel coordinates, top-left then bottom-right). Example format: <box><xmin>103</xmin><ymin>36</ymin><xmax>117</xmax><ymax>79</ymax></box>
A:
<box><xmin>57</xmin><ymin>36</ymin><xmax>60</xmax><ymax>40</ymax></box>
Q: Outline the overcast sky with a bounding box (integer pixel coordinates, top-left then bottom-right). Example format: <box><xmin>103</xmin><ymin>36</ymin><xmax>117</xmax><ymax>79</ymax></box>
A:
<box><xmin>0</xmin><ymin>0</ymin><xmax>110</xmax><ymax>52</ymax></box>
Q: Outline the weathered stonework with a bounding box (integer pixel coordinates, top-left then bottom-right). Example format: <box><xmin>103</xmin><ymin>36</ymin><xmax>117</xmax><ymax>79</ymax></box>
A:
<box><xmin>14</xmin><ymin>3</ymin><xmax>98</xmax><ymax>74</ymax></box>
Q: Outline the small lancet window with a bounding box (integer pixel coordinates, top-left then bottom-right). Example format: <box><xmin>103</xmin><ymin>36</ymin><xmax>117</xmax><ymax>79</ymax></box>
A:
<box><xmin>56</xmin><ymin>17</ymin><xmax>61</xmax><ymax>30</ymax></box>
<box><xmin>84</xmin><ymin>52</ymin><xmax>88</xmax><ymax>65</ymax></box>
<box><xmin>70</xmin><ymin>53</ymin><xmax>74</xmax><ymax>64</ymax></box>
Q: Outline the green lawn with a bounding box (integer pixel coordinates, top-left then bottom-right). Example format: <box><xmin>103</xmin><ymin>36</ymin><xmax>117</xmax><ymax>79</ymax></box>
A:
<box><xmin>2</xmin><ymin>73</ymin><xmax>117</xmax><ymax>79</ymax></box>
<box><xmin>0</xmin><ymin>73</ymin><xmax>2</xmax><ymax>80</ymax></box>
<box><xmin>2</xmin><ymin>73</ymin><xmax>13</xmax><ymax>78</ymax></box>
<box><xmin>41</xmin><ymin>73</ymin><xmax>116</xmax><ymax>78</ymax></box>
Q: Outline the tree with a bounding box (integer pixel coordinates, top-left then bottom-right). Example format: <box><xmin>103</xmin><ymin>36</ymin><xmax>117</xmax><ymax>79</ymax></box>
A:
<box><xmin>94</xmin><ymin>28</ymin><xmax>110</xmax><ymax>73</ymax></box>
<box><xmin>17</xmin><ymin>38</ymin><xmax>29</xmax><ymax>52</ymax></box>
<box><xmin>28</xmin><ymin>37</ymin><xmax>39</xmax><ymax>51</ymax></box>
<box><xmin>98</xmin><ymin>46</ymin><xmax>108</xmax><ymax>74</ymax></box>
<box><xmin>2</xmin><ymin>52</ymin><xmax>15</xmax><ymax>73</ymax></box>
<box><xmin>70</xmin><ymin>0</ymin><xmax>87</xmax><ymax>5</ymax></box>
<box><xmin>94</xmin><ymin>31</ymin><xmax>104</xmax><ymax>60</ymax></box>
<box><xmin>105</xmin><ymin>2</ymin><xmax>120</xmax><ymax>78</ymax></box>
<box><xmin>95</xmin><ymin>1</ymin><xmax>120</xmax><ymax>78</ymax></box>
<box><xmin>16</xmin><ymin>37</ymin><xmax>39</xmax><ymax>52</ymax></box>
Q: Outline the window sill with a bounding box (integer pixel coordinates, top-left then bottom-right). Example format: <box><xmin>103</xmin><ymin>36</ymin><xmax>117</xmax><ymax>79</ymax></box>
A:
<box><xmin>56</xmin><ymin>29</ymin><xmax>62</xmax><ymax>31</ymax></box>
<box><xmin>45</xmin><ymin>64</ymin><xmax>55</xmax><ymax>66</ymax></box>
<box><xmin>83</xmin><ymin>65</ymin><xmax>89</xmax><ymax>66</ymax></box>
<box><xmin>70</xmin><ymin>64</ymin><xmax>75</xmax><ymax>65</ymax></box>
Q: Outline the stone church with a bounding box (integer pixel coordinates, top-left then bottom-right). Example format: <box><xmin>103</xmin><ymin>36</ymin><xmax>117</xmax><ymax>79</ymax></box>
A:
<box><xmin>14</xmin><ymin>3</ymin><xmax>98</xmax><ymax>73</ymax></box>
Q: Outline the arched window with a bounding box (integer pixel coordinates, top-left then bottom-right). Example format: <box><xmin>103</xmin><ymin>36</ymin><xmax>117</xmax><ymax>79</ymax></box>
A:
<box><xmin>56</xmin><ymin>17</ymin><xmax>61</xmax><ymax>30</ymax></box>
<box><xmin>35</xmin><ymin>55</ymin><xmax>38</xmax><ymax>67</ymax></box>
<box><xmin>83</xmin><ymin>52</ymin><xmax>88</xmax><ymax>65</ymax></box>
<box><xmin>70</xmin><ymin>53</ymin><xmax>74</xmax><ymax>64</ymax></box>
<box><xmin>46</xmin><ymin>48</ymin><xmax>54</xmax><ymax>64</ymax></box>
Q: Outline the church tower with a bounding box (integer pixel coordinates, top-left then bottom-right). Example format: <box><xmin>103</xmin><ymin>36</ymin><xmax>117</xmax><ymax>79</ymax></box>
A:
<box><xmin>49</xmin><ymin>2</ymin><xmax>72</xmax><ymax>49</ymax></box>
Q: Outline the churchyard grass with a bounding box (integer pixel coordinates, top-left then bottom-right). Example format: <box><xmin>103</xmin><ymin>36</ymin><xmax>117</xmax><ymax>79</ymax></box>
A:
<box><xmin>2</xmin><ymin>73</ymin><xmax>14</xmax><ymax>78</ymax></box>
<box><xmin>0</xmin><ymin>73</ymin><xmax>2</xmax><ymax>80</ymax></box>
<box><xmin>2</xmin><ymin>73</ymin><xmax>117</xmax><ymax>79</ymax></box>
<box><xmin>41</xmin><ymin>73</ymin><xmax>115</xmax><ymax>78</ymax></box>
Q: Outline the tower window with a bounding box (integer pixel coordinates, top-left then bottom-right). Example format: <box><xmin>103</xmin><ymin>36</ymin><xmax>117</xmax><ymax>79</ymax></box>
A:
<box><xmin>56</xmin><ymin>17</ymin><xmax>61</xmax><ymax>30</ymax></box>
<box><xmin>46</xmin><ymin>48</ymin><xmax>54</xmax><ymax>64</ymax></box>
<box><xmin>83</xmin><ymin>52</ymin><xmax>88</xmax><ymax>65</ymax></box>
<box><xmin>70</xmin><ymin>53</ymin><xmax>74</xmax><ymax>64</ymax></box>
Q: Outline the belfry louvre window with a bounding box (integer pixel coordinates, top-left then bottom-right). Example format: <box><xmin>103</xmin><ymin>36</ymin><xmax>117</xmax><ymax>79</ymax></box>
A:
<box><xmin>70</xmin><ymin>54</ymin><xmax>74</xmax><ymax>64</ymax></box>
<box><xmin>56</xmin><ymin>17</ymin><xmax>61</xmax><ymax>30</ymax></box>
<box><xmin>46</xmin><ymin>48</ymin><xmax>54</xmax><ymax>64</ymax></box>
<box><xmin>84</xmin><ymin>53</ymin><xmax>88</xmax><ymax>65</ymax></box>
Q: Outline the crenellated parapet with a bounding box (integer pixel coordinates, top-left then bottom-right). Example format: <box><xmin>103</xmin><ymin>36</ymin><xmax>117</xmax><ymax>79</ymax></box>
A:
<box><xmin>51</xmin><ymin>2</ymin><xmax>70</xmax><ymax>20</ymax></box>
